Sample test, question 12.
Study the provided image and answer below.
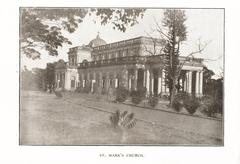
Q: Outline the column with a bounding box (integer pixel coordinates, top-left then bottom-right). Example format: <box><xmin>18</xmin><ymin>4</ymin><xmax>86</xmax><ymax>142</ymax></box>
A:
<box><xmin>90</xmin><ymin>72</ymin><xmax>94</xmax><ymax>93</ymax></box>
<box><xmin>161</xmin><ymin>69</ymin><xmax>166</xmax><ymax>94</ymax></box>
<box><xmin>115</xmin><ymin>78</ymin><xmax>118</xmax><ymax>88</ymax></box>
<box><xmin>114</xmin><ymin>72</ymin><xmax>118</xmax><ymax>88</ymax></box>
<box><xmin>56</xmin><ymin>73</ymin><xmax>59</xmax><ymax>88</ymax></box>
<box><xmin>64</xmin><ymin>71</ymin><xmax>70</xmax><ymax>90</ymax></box>
<box><xmin>99</xmin><ymin>71</ymin><xmax>103</xmax><ymax>88</ymax></box>
<box><xmin>106</xmin><ymin>72</ymin><xmax>109</xmax><ymax>91</ymax></box>
<box><xmin>143</xmin><ymin>70</ymin><xmax>146</xmax><ymax>87</ymax></box>
<box><xmin>75</xmin><ymin>72</ymin><xmax>79</xmax><ymax>88</ymax></box>
<box><xmin>158</xmin><ymin>69</ymin><xmax>162</xmax><ymax>94</ymax></box>
<box><xmin>134</xmin><ymin>69</ymin><xmax>138</xmax><ymax>90</ymax></box>
<box><xmin>128</xmin><ymin>77</ymin><xmax>131</xmax><ymax>90</ymax></box>
<box><xmin>199</xmin><ymin>71</ymin><xmax>203</xmax><ymax>96</ymax></box>
<box><xmin>151</xmin><ymin>77</ymin><xmax>154</xmax><ymax>94</ymax></box>
<box><xmin>86</xmin><ymin>72</ymin><xmax>90</xmax><ymax>89</ymax></box>
<box><xmin>149</xmin><ymin>70</ymin><xmax>153</xmax><ymax>94</ymax></box>
<box><xmin>188</xmin><ymin>71</ymin><xmax>192</xmax><ymax>94</ymax></box>
<box><xmin>184</xmin><ymin>72</ymin><xmax>188</xmax><ymax>92</ymax></box>
<box><xmin>81</xmin><ymin>73</ymin><xmax>85</xmax><ymax>88</ymax></box>
<box><xmin>55</xmin><ymin>73</ymin><xmax>57</xmax><ymax>87</ymax></box>
<box><xmin>145</xmin><ymin>69</ymin><xmax>150</xmax><ymax>94</ymax></box>
<box><xmin>195</xmin><ymin>71</ymin><xmax>200</xmax><ymax>96</ymax></box>
<box><xmin>124</xmin><ymin>69</ymin><xmax>128</xmax><ymax>89</ymax></box>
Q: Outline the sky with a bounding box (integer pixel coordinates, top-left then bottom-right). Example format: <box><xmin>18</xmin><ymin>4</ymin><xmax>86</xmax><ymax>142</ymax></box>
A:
<box><xmin>21</xmin><ymin>8</ymin><xmax>224</xmax><ymax>77</ymax></box>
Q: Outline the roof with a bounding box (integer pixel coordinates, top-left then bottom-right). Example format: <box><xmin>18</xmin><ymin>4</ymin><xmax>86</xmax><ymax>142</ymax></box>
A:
<box><xmin>88</xmin><ymin>33</ymin><xmax>107</xmax><ymax>47</ymax></box>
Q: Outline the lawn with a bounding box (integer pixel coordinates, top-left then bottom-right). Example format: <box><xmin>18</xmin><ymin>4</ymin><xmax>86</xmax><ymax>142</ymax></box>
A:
<box><xmin>20</xmin><ymin>91</ymin><xmax>223</xmax><ymax>145</ymax></box>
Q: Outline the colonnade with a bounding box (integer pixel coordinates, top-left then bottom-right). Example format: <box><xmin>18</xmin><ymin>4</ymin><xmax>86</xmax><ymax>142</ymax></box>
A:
<box><xmin>76</xmin><ymin>67</ymin><xmax>203</xmax><ymax>96</ymax></box>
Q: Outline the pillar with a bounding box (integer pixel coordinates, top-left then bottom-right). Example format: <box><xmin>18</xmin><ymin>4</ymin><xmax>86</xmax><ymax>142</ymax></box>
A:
<box><xmin>81</xmin><ymin>73</ymin><xmax>85</xmax><ymax>88</ymax></box>
<box><xmin>128</xmin><ymin>77</ymin><xmax>132</xmax><ymax>90</ymax></box>
<box><xmin>199</xmin><ymin>71</ymin><xmax>203</xmax><ymax>96</ymax></box>
<box><xmin>149</xmin><ymin>70</ymin><xmax>153</xmax><ymax>94</ymax></box>
<box><xmin>158</xmin><ymin>69</ymin><xmax>162</xmax><ymax>94</ymax></box>
<box><xmin>188</xmin><ymin>71</ymin><xmax>192</xmax><ymax>94</ymax></box>
<box><xmin>195</xmin><ymin>71</ymin><xmax>200</xmax><ymax>96</ymax></box>
<box><xmin>106</xmin><ymin>72</ymin><xmax>109</xmax><ymax>91</ymax></box>
<box><xmin>161</xmin><ymin>69</ymin><xmax>166</xmax><ymax>94</ymax></box>
<box><xmin>124</xmin><ymin>69</ymin><xmax>128</xmax><ymax>89</ymax></box>
<box><xmin>184</xmin><ymin>73</ymin><xmax>187</xmax><ymax>92</ymax></box>
<box><xmin>145</xmin><ymin>69</ymin><xmax>150</xmax><ymax>94</ymax></box>
<box><xmin>98</xmin><ymin>71</ymin><xmax>102</xmax><ymax>88</ymax></box>
<box><xmin>55</xmin><ymin>73</ymin><xmax>58</xmax><ymax>87</ymax></box>
<box><xmin>64</xmin><ymin>71</ymin><xmax>68</xmax><ymax>90</ymax></box>
<box><xmin>115</xmin><ymin>78</ymin><xmax>118</xmax><ymax>88</ymax></box>
<box><xmin>134</xmin><ymin>69</ymin><xmax>138</xmax><ymax>90</ymax></box>
<box><xmin>75</xmin><ymin>72</ymin><xmax>79</xmax><ymax>88</ymax></box>
<box><xmin>143</xmin><ymin>70</ymin><xmax>146</xmax><ymax>87</ymax></box>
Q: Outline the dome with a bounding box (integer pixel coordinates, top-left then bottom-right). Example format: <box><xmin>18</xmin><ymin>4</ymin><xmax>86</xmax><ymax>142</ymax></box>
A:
<box><xmin>88</xmin><ymin>33</ymin><xmax>107</xmax><ymax>47</ymax></box>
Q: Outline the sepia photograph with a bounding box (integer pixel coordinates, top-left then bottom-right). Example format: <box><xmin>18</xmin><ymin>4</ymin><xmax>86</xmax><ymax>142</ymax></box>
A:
<box><xmin>19</xmin><ymin>7</ymin><xmax>224</xmax><ymax>146</ymax></box>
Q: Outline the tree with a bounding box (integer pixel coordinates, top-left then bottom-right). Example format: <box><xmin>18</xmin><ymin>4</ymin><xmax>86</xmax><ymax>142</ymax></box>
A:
<box><xmin>145</xmin><ymin>9</ymin><xmax>207</xmax><ymax>106</ymax></box>
<box><xmin>203</xmin><ymin>66</ymin><xmax>215</xmax><ymax>94</ymax></box>
<box><xmin>20</xmin><ymin>8</ymin><xmax>145</xmax><ymax>59</ymax></box>
<box><xmin>161</xmin><ymin>9</ymin><xmax>188</xmax><ymax>107</ymax></box>
<box><xmin>20</xmin><ymin>66</ymin><xmax>46</xmax><ymax>90</ymax></box>
<box><xmin>45</xmin><ymin>63</ymin><xmax>56</xmax><ymax>86</ymax></box>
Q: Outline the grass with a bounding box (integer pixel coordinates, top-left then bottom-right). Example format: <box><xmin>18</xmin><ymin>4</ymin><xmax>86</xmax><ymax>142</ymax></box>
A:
<box><xmin>20</xmin><ymin>90</ymin><xmax>223</xmax><ymax>145</ymax></box>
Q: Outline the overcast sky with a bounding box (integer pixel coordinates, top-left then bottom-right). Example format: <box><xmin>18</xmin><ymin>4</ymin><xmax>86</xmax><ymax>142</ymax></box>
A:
<box><xmin>21</xmin><ymin>8</ymin><xmax>224</xmax><ymax>77</ymax></box>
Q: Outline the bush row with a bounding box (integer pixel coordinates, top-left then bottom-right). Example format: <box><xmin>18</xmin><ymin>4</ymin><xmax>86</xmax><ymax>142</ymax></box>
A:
<box><xmin>115</xmin><ymin>86</ymin><xmax>159</xmax><ymax>108</ymax></box>
<box><xmin>172</xmin><ymin>92</ymin><xmax>222</xmax><ymax>117</ymax></box>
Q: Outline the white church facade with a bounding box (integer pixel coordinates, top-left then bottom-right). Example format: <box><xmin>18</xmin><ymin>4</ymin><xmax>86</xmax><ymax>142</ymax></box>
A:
<box><xmin>54</xmin><ymin>34</ymin><xmax>204</xmax><ymax>97</ymax></box>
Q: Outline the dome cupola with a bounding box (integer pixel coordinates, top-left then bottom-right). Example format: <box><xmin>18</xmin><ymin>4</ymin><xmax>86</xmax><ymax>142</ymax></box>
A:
<box><xmin>88</xmin><ymin>32</ymin><xmax>107</xmax><ymax>47</ymax></box>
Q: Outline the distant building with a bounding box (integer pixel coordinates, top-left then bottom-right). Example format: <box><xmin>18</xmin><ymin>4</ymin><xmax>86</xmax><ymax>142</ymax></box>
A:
<box><xmin>54</xmin><ymin>33</ymin><xmax>204</xmax><ymax>96</ymax></box>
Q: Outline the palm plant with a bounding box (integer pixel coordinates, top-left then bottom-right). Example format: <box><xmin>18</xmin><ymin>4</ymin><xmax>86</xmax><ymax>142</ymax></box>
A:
<box><xmin>110</xmin><ymin>110</ymin><xmax>136</xmax><ymax>143</ymax></box>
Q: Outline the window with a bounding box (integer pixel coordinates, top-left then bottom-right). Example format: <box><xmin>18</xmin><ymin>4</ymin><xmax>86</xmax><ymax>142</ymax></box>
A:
<box><xmin>71</xmin><ymin>76</ymin><xmax>75</xmax><ymax>88</ymax></box>
<box><xmin>119</xmin><ymin>50</ymin><xmax>122</xmax><ymax>57</ymax></box>
<box><xmin>105</xmin><ymin>54</ymin><xmax>108</xmax><ymax>60</ymax></box>
<box><xmin>122</xmin><ymin>50</ymin><xmax>126</xmax><ymax>57</ymax></box>
<box><xmin>111</xmin><ymin>53</ymin><xmax>115</xmax><ymax>58</ymax></box>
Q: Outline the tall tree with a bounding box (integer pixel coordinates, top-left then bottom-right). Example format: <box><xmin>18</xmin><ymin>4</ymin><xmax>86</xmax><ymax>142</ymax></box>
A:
<box><xmin>144</xmin><ymin>9</ymin><xmax>207</xmax><ymax>106</ymax></box>
<box><xmin>161</xmin><ymin>9</ymin><xmax>207</xmax><ymax>106</ymax></box>
<box><xmin>162</xmin><ymin>9</ymin><xmax>187</xmax><ymax>106</ymax></box>
<box><xmin>20</xmin><ymin>8</ymin><xmax>146</xmax><ymax>59</ymax></box>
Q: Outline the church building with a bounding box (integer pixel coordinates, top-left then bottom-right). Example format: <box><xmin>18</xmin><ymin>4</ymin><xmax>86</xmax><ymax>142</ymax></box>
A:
<box><xmin>54</xmin><ymin>33</ymin><xmax>204</xmax><ymax>97</ymax></box>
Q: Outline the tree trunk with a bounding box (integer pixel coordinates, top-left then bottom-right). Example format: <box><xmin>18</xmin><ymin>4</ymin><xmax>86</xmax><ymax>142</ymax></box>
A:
<box><xmin>169</xmin><ymin>81</ymin><xmax>177</xmax><ymax>107</ymax></box>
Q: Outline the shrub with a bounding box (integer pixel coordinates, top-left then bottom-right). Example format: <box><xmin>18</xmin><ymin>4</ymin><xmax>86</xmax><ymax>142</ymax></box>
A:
<box><xmin>200</xmin><ymin>95</ymin><xmax>222</xmax><ymax>117</ymax></box>
<box><xmin>83</xmin><ymin>85</ymin><xmax>91</xmax><ymax>93</ymax></box>
<box><xmin>130</xmin><ymin>87</ymin><xmax>146</xmax><ymax>105</ymax></box>
<box><xmin>148</xmin><ymin>95</ymin><xmax>159</xmax><ymax>108</ymax></box>
<box><xmin>183</xmin><ymin>96</ymin><xmax>200</xmax><ymax>115</ymax></box>
<box><xmin>101</xmin><ymin>88</ymin><xmax>108</xmax><ymax>95</ymax></box>
<box><xmin>172</xmin><ymin>98</ymin><xmax>182</xmax><ymax>112</ymax></box>
<box><xmin>108</xmin><ymin>87</ymin><xmax>116</xmax><ymax>102</ymax></box>
<box><xmin>75</xmin><ymin>87</ymin><xmax>82</xmax><ymax>93</ymax></box>
<box><xmin>137</xmin><ymin>86</ymin><xmax>147</xmax><ymax>98</ymax></box>
<box><xmin>115</xmin><ymin>86</ymin><xmax>129</xmax><ymax>103</ymax></box>
<box><xmin>131</xmin><ymin>90</ymin><xmax>142</xmax><ymax>105</ymax></box>
<box><xmin>172</xmin><ymin>92</ymin><xmax>189</xmax><ymax>112</ymax></box>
